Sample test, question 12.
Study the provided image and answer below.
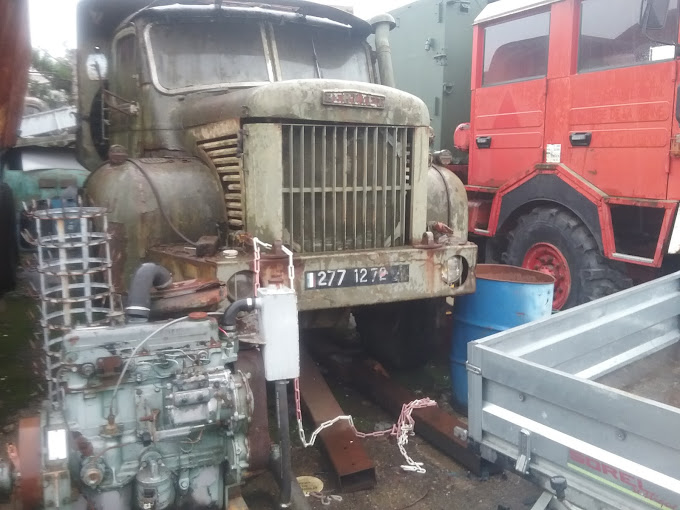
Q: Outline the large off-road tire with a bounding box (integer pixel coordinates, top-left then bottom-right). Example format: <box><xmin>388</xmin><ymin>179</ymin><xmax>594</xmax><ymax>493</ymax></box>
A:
<box><xmin>502</xmin><ymin>206</ymin><xmax>631</xmax><ymax>310</ymax></box>
<box><xmin>353</xmin><ymin>299</ymin><xmax>444</xmax><ymax>369</ymax></box>
<box><xmin>0</xmin><ymin>183</ymin><xmax>17</xmax><ymax>294</ymax></box>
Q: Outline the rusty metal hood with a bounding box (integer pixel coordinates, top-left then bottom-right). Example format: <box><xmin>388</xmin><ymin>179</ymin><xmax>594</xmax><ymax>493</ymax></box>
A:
<box><xmin>180</xmin><ymin>80</ymin><xmax>431</xmax><ymax>128</ymax></box>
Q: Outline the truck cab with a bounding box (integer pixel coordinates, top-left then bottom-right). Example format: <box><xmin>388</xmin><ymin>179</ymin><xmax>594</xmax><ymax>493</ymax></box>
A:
<box><xmin>458</xmin><ymin>0</ymin><xmax>680</xmax><ymax>309</ymax></box>
<box><xmin>78</xmin><ymin>0</ymin><xmax>477</xmax><ymax>366</ymax></box>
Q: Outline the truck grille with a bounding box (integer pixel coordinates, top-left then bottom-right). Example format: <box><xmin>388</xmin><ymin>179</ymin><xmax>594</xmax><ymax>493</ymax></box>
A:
<box><xmin>282</xmin><ymin>124</ymin><xmax>413</xmax><ymax>253</ymax></box>
<box><xmin>197</xmin><ymin>133</ymin><xmax>245</xmax><ymax>230</ymax></box>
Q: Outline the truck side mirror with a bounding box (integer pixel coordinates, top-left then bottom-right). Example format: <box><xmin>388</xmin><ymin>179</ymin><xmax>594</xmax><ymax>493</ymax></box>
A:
<box><xmin>641</xmin><ymin>0</ymin><xmax>670</xmax><ymax>30</ymax></box>
<box><xmin>86</xmin><ymin>53</ymin><xmax>108</xmax><ymax>81</ymax></box>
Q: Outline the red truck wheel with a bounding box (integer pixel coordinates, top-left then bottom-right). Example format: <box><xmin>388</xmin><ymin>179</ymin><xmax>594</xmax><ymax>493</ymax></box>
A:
<box><xmin>502</xmin><ymin>207</ymin><xmax>631</xmax><ymax>310</ymax></box>
<box><xmin>523</xmin><ymin>242</ymin><xmax>572</xmax><ymax>309</ymax></box>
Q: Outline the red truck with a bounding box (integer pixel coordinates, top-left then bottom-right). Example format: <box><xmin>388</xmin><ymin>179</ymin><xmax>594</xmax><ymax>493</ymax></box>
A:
<box><xmin>455</xmin><ymin>0</ymin><xmax>680</xmax><ymax>309</ymax></box>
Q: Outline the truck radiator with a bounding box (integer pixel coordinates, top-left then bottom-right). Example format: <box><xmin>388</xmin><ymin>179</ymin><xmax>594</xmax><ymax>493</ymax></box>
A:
<box><xmin>197</xmin><ymin>133</ymin><xmax>244</xmax><ymax>230</ymax></box>
<box><xmin>282</xmin><ymin>124</ymin><xmax>413</xmax><ymax>253</ymax></box>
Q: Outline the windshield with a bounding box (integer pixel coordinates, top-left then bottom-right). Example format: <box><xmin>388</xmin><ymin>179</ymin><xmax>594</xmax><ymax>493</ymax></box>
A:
<box><xmin>148</xmin><ymin>21</ymin><xmax>270</xmax><ymax>92</ymax></box>
<box><xmin>274</xmin><ymin>23</ymin><xmax>371</xmax><ymax>82</ymax></box>
<box><xmin>147</xmin><ymin>20</ymin><xmax>372</xmax><ymax>93</ymax></box>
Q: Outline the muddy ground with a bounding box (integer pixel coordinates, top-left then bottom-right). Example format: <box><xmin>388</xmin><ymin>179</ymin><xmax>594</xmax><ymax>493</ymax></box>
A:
<box><xmin>0</xmin><ymin>286</ymin><xmax>540</xmax><ymax>510</ymax></box>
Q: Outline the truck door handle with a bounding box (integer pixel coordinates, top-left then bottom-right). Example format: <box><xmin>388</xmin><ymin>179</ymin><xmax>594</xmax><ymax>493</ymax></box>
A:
<box><xmin>476</xmin><ymin>136</ymin><xmax>492</xmax><ymax>149</ymax></box>
<box><xmin>570</xmin><ymin>132</ymin><xmax>592</xmax><ymax>147</ymax></box>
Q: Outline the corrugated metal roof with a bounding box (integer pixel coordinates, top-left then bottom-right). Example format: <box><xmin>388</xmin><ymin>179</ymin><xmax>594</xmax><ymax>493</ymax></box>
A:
<box><xmin>474</xmin><ymin>0</ymin><xmax>562</xmax><ymax>24</ymax></box>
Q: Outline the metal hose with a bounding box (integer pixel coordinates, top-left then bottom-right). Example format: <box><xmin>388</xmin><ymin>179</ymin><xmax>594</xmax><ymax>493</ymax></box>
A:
<box><xmin>220</xmin><ymin>298</ymin><xmax>259</xmax><ymax>328</ymax></box>
<box><xmin>126</xmin><ymin>263</ymin><xmax>172</xmax><ymax>321</ymax></box>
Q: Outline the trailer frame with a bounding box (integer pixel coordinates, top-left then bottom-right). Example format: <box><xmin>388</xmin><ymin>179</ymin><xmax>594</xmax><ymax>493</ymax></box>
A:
<box><xmin>468</xmin><ymin>271</ymin><xmax>680</xmax><ymax>509</ymax></box>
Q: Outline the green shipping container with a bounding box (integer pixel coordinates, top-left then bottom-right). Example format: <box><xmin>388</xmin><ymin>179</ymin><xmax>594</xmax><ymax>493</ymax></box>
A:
<box><xmin>389</xmin><ymin>0</ymin><xmax>487</xmax><ymax>160</ymax></box>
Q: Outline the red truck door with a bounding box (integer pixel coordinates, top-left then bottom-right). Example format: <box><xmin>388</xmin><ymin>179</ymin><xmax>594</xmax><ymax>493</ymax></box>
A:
<box><xmin>568</xmin><ymin>0</ymin><xmax>678</xmax><ymax>200</ymax></box>
<box><xmin>668</xmin><ymin>2</ymin><xmax>680</xmax><ymax>199</ymax></box>
<box><xmin>469</xmin><ymin>10</ymin><xmax>551</xmax><ymax>188</ymax></box>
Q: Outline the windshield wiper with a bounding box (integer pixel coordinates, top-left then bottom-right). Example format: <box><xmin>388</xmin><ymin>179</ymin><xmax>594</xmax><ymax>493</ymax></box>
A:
<box><xmin>311</xmin><ymin>36</ymin><xmax>322</xmax><ymax>79</ymax></box>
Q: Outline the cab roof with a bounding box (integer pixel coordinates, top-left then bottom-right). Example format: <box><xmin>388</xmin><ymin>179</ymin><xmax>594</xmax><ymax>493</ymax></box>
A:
<box><xmin>474</xmin><ymin>0</ymin><xmax>562</xmax><ymax>25</ymax></box>
<box><xmin>78</xmin><ymin>0</ymin><xmax>372</xmax><ymax>39</ymax></box>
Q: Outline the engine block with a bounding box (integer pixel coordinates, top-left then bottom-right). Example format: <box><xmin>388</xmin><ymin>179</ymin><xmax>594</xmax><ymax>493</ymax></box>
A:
<box><xmin>41</xmin><ymin>315</ymin><xmax>255</xmax><ymax>510</ymax></box>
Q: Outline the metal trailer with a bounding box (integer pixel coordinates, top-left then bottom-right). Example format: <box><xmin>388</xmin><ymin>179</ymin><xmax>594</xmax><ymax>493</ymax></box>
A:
<box><xmin>467</xmin><ymin>271</ymin><xmax>680</xmax><ymax>510</ymax></box>
<box><xmin>388</xmin><ymin>0</ymin><xmax>486</xmax><ymax>156</ymax></box>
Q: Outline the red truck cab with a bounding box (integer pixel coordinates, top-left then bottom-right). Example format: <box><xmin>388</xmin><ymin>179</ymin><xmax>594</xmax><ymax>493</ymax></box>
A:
<box><xmin>459</xmin><ymin>0</ymin><xmax>680</xmax><ymax>309</ymax></box>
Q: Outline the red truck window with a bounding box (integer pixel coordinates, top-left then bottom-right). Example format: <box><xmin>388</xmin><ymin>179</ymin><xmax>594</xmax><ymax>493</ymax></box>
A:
<box><xmin>482</xmin><ymin>11</ymin><xmax>550</xmax><ymax>87</ymax></box>
<box><xmin>579</xmin><ymin>0</ymin><xmax>679</xmax><ymax>72</ymax></box>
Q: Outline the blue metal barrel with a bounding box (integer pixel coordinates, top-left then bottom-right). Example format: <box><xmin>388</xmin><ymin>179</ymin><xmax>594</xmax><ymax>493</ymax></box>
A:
<box><xmin>451</xmin><ymin>264</ymin><xmax>554</xmax><ymax>408</ymax></box>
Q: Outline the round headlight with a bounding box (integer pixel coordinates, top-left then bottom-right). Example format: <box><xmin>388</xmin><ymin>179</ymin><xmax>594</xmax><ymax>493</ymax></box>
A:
<box><xmin>226</xmin><ymin>270</ymin><xmax>256</xmax><ymax>301</ymax></box>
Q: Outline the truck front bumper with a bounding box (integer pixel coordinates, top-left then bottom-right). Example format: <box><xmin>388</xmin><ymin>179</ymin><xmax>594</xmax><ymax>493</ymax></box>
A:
<box><xmin>149</xmin><ymin>242</ymin><xmax>477</xmax><ymax>311</ymax></box>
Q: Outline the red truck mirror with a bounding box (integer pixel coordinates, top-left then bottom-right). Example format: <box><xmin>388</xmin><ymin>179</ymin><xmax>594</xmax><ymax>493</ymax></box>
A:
<box><xmin>641</xmin><ymin>0</ymin><xmax>670</xmax><ymax>30</ymax></box>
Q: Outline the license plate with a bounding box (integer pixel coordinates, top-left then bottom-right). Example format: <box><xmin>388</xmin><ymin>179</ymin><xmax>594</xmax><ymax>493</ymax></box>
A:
<box><xmin>304</xmin><ymin>265</ymin><xmax>409</xmax><ymax>290</ymax></box>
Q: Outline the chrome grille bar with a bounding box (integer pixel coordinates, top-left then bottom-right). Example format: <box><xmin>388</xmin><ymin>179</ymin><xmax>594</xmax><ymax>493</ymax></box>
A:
<box><xmin>282</xmin><ymin>124</ymin><xmax>413</xmax><ymax>253</ymax></box>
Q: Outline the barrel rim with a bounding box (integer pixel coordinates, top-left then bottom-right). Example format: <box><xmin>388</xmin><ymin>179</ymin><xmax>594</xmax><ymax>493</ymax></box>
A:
<box><xmin>476</xmin><ymin>264</ymin><xmax>555</xmax><ymax>285</ymax></box>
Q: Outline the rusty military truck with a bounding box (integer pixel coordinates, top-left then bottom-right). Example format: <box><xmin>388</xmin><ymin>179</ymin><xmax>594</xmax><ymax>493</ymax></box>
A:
<box><xmin>78</xmin><ymin>0</ymin><xmax>477</xmax><ymax>366</ymax></box>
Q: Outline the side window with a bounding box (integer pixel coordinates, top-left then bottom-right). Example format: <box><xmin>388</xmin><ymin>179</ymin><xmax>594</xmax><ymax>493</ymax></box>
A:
<box><xmin>482</xmin><ymin>11</ymin><xmax>550</xmax><ymax>87</ymax></box>
<box><xmin>113</xmin><ymin>34</ymin><xmax>137</xmax><ymax>99</ymax></box>
<box><xmin>579</xmin><ymin>0</ymin><xmax>679</xmax><ymax>72</ymax></box>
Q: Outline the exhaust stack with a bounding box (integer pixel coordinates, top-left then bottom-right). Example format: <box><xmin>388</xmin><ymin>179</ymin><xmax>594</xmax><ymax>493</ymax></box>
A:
<box><xmin>370</xmin><ymin>13</ymin><xmax>397</xmax><ymax>88</ymax></box>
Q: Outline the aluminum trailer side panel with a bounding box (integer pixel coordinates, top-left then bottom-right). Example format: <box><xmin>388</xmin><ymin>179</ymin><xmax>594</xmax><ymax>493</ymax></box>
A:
<box><xmin>468</xmin><ymin>271</ymin><xmax>680</xmax><ymax>510</ymax></box>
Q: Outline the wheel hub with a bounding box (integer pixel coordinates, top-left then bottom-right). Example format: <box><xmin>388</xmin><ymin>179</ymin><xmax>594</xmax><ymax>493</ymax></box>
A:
<box><xmin>522</xmin><ymin>243</ymin><xmax>571</xmax><ymax>310</ymax></box>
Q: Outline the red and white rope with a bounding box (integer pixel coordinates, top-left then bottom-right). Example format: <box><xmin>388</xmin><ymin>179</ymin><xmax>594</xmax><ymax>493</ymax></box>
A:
<box><xmin>294</xmin><ymin>378</ymin><xmax>437</xmax><ymax>474</ymax></box>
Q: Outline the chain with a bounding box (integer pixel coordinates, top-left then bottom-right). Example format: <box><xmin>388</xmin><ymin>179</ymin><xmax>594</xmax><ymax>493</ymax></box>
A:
<box><xmin>309</xmin><ymin>493</ymin><xmax>343</xmax><ymax>506</ymax></box>
<box><xmin>252</xmin><ymin>237</ymin><xmax>272</xmax><ymax>295</ymax></box>
<box><xmin>252</xmin><ymin>238</ymin><xmax>295</xmax><ymax>294</ymax></box>
<box><xmin>280</xmin><ymin>244</ymin><xmax>295</xmax><ymax>282</ymax></box>
<box><xmin>294</xmin><ymin>378</ymin><xmax>436</xmax><ymax>473</ymax></box>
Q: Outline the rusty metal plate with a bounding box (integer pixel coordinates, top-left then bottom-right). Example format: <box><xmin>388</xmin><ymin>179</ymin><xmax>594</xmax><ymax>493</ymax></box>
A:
<box><xmin>149</xmin><ymin>279</ymin><xmax>226</xmax><ymax>319</ymax></box>
<box><xmin>235</xmin><ymin>349</ymin><xmax>269</xmax><ymax>472</ymax></box>
<box><xmin>299</xmin><ymin>350</ymin><xmax>376</xmax><ymax>492</ymax></box>
<box><xmin>17</xmin><ymin>416</ymin><xmax>42</xmax><ymax>509</ymax></box>
<box><xmin>0</xmin><ymin>0</ymin><xmax>31</xmax><ymax>149</ymax></box>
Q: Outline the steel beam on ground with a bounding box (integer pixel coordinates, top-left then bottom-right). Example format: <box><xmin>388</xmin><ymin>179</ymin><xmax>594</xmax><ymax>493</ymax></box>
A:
<box><xmin>299</xmin><ymin>349</ymin><xmax>376</xmax><ymax>492</ymax></box>
<box><xmin>307</xmin><ymin>344</ymin><xmax>492</xmax><ymax>476</ymax></box>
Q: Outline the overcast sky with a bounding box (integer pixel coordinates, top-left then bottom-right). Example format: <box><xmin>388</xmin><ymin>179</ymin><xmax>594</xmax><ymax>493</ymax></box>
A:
<box><xmin>29</xmin><ymin>0</ymin><xmax>416</xmax><ymax>56</ymax></box>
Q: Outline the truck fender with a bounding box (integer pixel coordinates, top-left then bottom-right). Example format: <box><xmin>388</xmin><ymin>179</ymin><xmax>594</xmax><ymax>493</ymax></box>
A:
<box><xmin>491</xmin><ymin>164</ymin><xmax>604</xmax><ymax>252</ymax></box>
<box><xmin>427</xmin><ymin>164</ymin><xmax>468</xmax><ymax>241</ymax></box>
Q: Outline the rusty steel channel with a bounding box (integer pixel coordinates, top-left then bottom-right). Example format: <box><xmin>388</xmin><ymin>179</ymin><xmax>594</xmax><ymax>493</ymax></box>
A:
<box><xmin>0</xmin><ymin>0</ymin><xmax>31</xmax><ymax>150</ymax></box>
<box><xmin>307</xmin><ymin>344</ymin><xmax>494</xmax><ymax>477</ymax></box>
<box><xmin>299</xmin><ymin>350</ymin><xmax>377</xmax><ymax>492</ymax></box>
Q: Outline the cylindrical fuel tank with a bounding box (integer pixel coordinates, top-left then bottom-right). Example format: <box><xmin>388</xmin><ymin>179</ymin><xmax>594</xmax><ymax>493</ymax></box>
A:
<box><xmin>85</xmin><ymin>157</ymin><xmax>226</xmax><ymax>291</ymax></box>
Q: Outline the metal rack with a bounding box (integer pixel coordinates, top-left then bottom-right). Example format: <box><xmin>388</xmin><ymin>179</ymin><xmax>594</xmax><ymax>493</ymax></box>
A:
<box><xmin>33</xmin><ymin>206</ymin><xmax>115</xmax><ymax>402</ymax></box>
